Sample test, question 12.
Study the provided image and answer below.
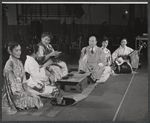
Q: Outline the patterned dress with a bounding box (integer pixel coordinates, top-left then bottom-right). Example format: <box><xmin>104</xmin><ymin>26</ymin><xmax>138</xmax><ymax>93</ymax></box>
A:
<box><xmin>101</xmin><ymin>47</ymin><xmax>112</xmax><ymax>66</ymax></box>
<box><xmin>37</xmin><ymin>42</ymin><xmax>68</xmax><ymax>82</ymax></box>
<box><xmin>2</xmin><ymin>56</ymin><xmax>43</xmax><ymax>114</ymax></box>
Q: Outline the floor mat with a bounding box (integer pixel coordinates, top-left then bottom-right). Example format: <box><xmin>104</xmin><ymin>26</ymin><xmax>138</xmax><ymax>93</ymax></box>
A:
<box><xmin>16</xmin><ymin>82</ymin><xmax>99</xmax><ymax>118</ymax></box>
<box><xmin>17</xmin><ymin>98</ymin><xmax>65</xmax><ymax>118</ymax></box>
<box><xmin>15</xmin><ymin>66</ymin><xmax>118</xmax><ymax>118</ymax></box>
<box><xmin>4</xmin><ymin>73</ymin><xmax>135</xmax><ymax>119</ymax></box>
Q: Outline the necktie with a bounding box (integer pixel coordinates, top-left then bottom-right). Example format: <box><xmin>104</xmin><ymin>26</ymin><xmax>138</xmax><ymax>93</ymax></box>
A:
<box><xmin>47</xmin><ymin>45</ymin><xmax>51</xmax><ymax>50</ymax></box>
<box><xmin>91</xmin><ymin>48</ymin><xmax>94</xmax><ymax>54</ymax></box>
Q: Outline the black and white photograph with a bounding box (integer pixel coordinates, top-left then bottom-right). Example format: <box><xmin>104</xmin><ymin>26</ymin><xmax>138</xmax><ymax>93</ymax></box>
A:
<box><xmin>2</xmin><ymin>2</ymin><xmax>148</xmax><ymax>121</ymax></box>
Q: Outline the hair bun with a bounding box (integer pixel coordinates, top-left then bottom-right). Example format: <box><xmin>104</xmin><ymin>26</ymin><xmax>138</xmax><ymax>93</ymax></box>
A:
<box><xmin>26</xmin><ymin>45</ymin><xmax>33</xmax><ymax>55</ymax></box>
<box><xmin>4</xmin><ymin>42</ymin><xmax>13</xmax><ymax>50</ymax></box>
<box><xmin>4</xmin><ymin>42</ymin><xmax>9</xmax><ymax>49</ymax></box>
<box><xmin>103</xmin><ymin>36</ymin><xmax>108</xmax><ymax>41</ymax></box>
<box><xmin>26</xmin><ymin>44</ymin><xmax>39</xmax><ymax>55</ymax></box>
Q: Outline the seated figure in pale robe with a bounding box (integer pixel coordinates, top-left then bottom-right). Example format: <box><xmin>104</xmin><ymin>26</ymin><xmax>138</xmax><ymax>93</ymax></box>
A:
<box><xmin>112</xmin><ymin>38</ymin><xmax>134</xmax><ymax>73</ymax></box>
<box><xmin>78</xmin><ymin>36</ymin><xmax>111</xmax><ymax>83</ymax></box>
<box><xmin>24</xmin><ymin>45</ymin><xmax>60</xmax><ymax>97</ymax></box>
<box><xmin>37</xmin><ymin>32</ymin><xmax>68</xmax><ymax>82</ymax></box>
<box><xmin>24</xmin><ymin>45</ymin><xmax>67</xmax><ymax>106</ymax></box>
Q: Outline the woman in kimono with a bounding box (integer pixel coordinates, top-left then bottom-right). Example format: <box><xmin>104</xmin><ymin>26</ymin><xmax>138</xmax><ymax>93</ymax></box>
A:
<box><xmin>37</xmin><ymin>32</ymin><xmax>68</xmax><ymax>82</ymax></box>
<box><xmin>78</xmin><ymin>36</ymin><xmax>111</xmax><ymax>83</ymax></box>
<box><xmin>101</xmin><ymin>37</ymin><xmax>113</xmax><ymax>75</ymax></box>
<box><xmin>101</xmin><ymin>37</ymin><xmax>112</xmax><ymax>66</ymax></box>
<box><xmin>2</xmin><ymin>42</ymin><xmax>43</xmax><ymax>115</ymax></box>
<box><xmin>24</xmin><ymin>45</ymin><xmax>68</xmax><ymax>106</ymax></box>
<box><xmin>112</xmin><ymin>38</ymin><xmax>134</xmax><ymax>73</ymax></box>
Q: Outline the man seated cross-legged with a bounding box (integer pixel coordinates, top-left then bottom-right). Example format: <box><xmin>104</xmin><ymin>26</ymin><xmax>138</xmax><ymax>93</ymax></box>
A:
<box><xmin>78</xmin><ymin>36</ymin><xmax>111</xmax><ymax>83</ymax></box>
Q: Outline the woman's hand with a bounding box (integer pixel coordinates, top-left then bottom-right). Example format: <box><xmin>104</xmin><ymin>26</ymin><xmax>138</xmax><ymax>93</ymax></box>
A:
<box><xmin>46</xmin><ymin>51</ymin><xmax>61</xmax><ymax>61</ymax></box>
<box><xmin>55</xmin><ymin>51</ymin><xmax>61</xmax><ymax>57</ymax></box>
<box><xmin>98</xmin><ymin>63</ymin><xmax>104</xmax><ymax>67</ymax></box>
<box><xmin>43</xmin><ymin>60</ymin><xmax>53</xmax><ymax>68</ymax></box>
<box><xmin>51</xmin><ymin>51</ymin><xmax>60</xmax><ymax>57</ymax></box>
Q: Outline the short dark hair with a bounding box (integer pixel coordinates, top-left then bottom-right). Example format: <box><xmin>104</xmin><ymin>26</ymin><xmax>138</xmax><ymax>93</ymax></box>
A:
<box><xmin>121</xmin><ymin>38</ymin><xmax>127</xmax><ymax>42</ymax></box>
<box><xmin>102</xmin><ymin>37</ymin><xmax>108</xmax><ymax>42</ymax></box>
<box><xmin>41</xmin><ymin>32</ymin><xmax>53</xmax><ymax>39</ymax></box>
<box><xmin>6</xmin><ymin>42</ymin><xmax>20</xmax><ymax>54</ymax></box>
<box><xmin>26</xmin><ymin>45</ymin><xmax>39</xmax><ymax>55</ymax></box>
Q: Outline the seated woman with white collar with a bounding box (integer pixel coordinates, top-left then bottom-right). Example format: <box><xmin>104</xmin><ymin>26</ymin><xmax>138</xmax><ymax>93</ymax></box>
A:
<box><xmin>24</xmin><ymin>45</ymin><xmax>68</xmax><ymax>106</ymax></box>
<box><xmin>112</xmin><ymin>38</ymin><xmax>133</xmax><ymax>74</ymax></box>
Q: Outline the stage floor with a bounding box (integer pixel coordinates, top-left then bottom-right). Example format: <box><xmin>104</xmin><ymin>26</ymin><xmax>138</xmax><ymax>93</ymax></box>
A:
<box><xmin>2</xmin><ymin>55</ymin><xmax>148</xmax><ymax>121</ymax></box>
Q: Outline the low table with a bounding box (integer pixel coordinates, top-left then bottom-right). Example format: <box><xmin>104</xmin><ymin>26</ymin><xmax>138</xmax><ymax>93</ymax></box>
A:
<box><xmin>57</xmin><ymin>71</ymin><xmax>90</xmax><ymax>93</ymax></box>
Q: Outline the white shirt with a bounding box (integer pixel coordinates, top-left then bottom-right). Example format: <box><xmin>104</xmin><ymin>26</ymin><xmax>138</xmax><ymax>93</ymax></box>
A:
<box><xmin>24</xmin><ymin>55</ymin><xmax>47</xmax><ymax>88</ymax></box>
<box><xmin>90</xmin><ymin>46</ymin><xmax>96</xmax><ymax>53</ymax></box>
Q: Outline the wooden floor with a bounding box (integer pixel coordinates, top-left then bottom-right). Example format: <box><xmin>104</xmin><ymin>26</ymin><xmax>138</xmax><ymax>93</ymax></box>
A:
<box><xmin>2</xmin><ymin>54</ymin><xmax>148</xmax><ymax>121</ymax></box>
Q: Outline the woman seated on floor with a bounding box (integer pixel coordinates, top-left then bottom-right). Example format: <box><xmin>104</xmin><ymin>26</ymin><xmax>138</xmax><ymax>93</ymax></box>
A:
<box><xmin>78</xmin><ymin>36</ymin><xmax>111</xmax><ymax>83</ymax></box>
<box><xmin>112</xmin><ymin>38</ymin><xmax>134</xmax><ymax>74</ymax></box>
<box><xmin>24</xmin><ymin>44</ymin><xmax>74</xmax><ymax>106</ymax></box>
<box><xmin>37</xmin><ymin>32</ymin><xmax>68</xmax><ymax>82</ymax></box>
<box><xmin>101</xmin><ymin>37</ymin><xmax>113</xmax><ymax>74</ymax></box>
<box><xmin>2</xmin><ymin>42</ymin><xmax>43</xmax><ymax>115</ymax></box>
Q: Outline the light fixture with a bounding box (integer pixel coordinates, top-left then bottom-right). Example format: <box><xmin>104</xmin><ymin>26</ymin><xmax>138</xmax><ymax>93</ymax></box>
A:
<box><xmin>125</xmin><ymin>11</ymin><xmax>128</xmax><ymax>14</ymax></box>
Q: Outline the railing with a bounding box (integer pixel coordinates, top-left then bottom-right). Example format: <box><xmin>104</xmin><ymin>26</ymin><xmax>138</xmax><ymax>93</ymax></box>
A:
<box><xmin>19</xmin><ymin>4</ymin><xmax>76</xmax><ymax>22</ymax></box>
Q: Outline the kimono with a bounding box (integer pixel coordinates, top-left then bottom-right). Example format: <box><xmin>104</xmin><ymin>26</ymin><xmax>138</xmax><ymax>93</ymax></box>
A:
<box><xmin>78</xmin><ymin>45</ymin><xmax>111</xmax><ymax>82</ymax></box>
<box><xmin>112</xmin><ymin>45</ymin><xmax>134</xmax><ymax>62</ymax></box>
<box><xmin>24</xmin><ymin>56</ymin><xmax>59</xmax><ymax>97</ymax></box>
<box><xmin>2</xmin><ymin>56</ymin><xmax>43</xmax><ymax>114</ymax></box>
<box><xmin>37</xmin><ymin>42</ymin><xmax>68</xmax><ymax>81</ymax></box>
<box><xmin>112</xmin><ymin>46</ymin><xmax>134</xmax><ymax>73</ymax></box>
<box><xmin>101</xmin><ymin>47</ymin><xmax>112</xmax><ymax>66</ymax></box>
